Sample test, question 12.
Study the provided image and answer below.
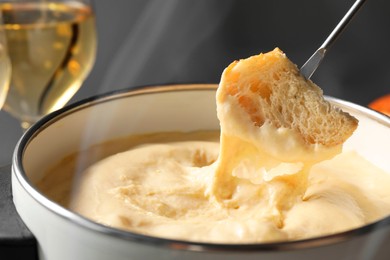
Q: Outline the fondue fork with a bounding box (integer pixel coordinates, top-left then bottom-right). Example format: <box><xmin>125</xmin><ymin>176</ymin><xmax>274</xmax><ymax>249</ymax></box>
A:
<box><xmin>300</xmin><ymin>0</ymin><xmax>368</xmax><ymax>79</ymax></box>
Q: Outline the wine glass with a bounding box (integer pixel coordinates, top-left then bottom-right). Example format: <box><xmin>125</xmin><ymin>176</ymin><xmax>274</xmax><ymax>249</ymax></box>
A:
<box><xmin>0</xmin><ymin>0</ymin><xmax>97</xmax><ymax>131</ymax></box>
<box><xmin>0</xmin><ymin>11</ymin><xmax>11</xmax><ymax>110</ymax></box>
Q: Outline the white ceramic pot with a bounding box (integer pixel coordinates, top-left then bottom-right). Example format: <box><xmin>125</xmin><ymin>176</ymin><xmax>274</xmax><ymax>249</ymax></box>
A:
<box><xmin>12</xmin><ymin>84</ymin><xmax>390</xmax><ymax>260</ymax></box>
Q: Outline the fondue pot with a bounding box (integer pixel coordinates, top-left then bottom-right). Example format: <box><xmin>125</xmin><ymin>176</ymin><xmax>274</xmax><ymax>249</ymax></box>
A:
<box><xmin>7</xmin><ymin>84</ymin><xmax>390</xmax><ymax>259</ymax></box>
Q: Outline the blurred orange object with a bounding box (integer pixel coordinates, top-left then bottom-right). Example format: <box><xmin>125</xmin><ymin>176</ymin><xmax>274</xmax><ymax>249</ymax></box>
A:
<box><xmin>368</xmin><ymin>94</ymin><xmax>390</xmax><ymax>116</ymax></box>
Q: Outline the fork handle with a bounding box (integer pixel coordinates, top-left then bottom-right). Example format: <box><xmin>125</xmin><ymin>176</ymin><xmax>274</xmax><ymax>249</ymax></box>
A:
<box><xmin>301</xmin><ymin>0</ymin><xmax>368</xmax><ymax>79</ymax></box>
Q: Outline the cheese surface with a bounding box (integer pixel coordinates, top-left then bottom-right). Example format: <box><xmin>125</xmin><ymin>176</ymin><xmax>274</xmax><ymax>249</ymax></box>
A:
<box><xmin>68</xmin><ymin>133</ymin><xmax>390</xmax><ymax>243</ymax></box>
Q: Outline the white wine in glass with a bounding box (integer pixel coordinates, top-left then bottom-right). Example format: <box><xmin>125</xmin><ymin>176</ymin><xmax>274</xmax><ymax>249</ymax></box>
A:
<box><xmin>1</xmin><ymin>0</ymin><xmax>96</xmax><ymax>130</ymax></box>
<box><xmin>0</xmin><ymin>12</ymin><xmax>10</xmax><ymax>110</ymax></box>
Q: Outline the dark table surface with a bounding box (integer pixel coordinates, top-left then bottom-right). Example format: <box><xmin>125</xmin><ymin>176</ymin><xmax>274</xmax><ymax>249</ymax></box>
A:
<box><xmin>0</xmin><ymin>165</ymin><xmax>37</xmax><ymax>259</ymax></box>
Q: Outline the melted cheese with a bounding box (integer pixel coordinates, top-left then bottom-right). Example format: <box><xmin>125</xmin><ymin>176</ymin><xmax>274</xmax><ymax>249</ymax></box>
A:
<box><xmin>68</xmin><ymin>135</ymin><xmax>390</xmax><ymax>243</ymax></box>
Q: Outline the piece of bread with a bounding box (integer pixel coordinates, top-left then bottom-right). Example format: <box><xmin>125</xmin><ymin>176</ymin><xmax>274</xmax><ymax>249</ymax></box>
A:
<box><xmin>217</xmin><ymin>48</ymin><xmax>358</xmax><ymax>147</ymax></box>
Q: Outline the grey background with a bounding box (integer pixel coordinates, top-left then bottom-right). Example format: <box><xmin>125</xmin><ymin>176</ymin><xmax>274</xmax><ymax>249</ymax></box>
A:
<box><xmin>1</xmin><ymin>0</ymin><xmax>389</xmax><ymax>165</ymax></box>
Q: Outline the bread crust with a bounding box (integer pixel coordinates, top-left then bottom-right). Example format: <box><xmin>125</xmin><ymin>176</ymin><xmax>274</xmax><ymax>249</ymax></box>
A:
<box><xmin>217</xmin><ymin>48</ymin><xmax>358</xmax><ymax>147</ymax></box>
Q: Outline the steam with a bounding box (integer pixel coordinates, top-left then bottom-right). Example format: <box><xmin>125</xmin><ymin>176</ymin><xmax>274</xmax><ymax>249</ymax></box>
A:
<box><xmin>98</xmin><ymin>0</ymin><xmax>234</xmax><ymax>91</ymax></box>
<box><xmin>71</xmin><ymin>0</ymin><xmax>235</xmax><ymax>203</ymax></box>
<box><xmin>73</xmin><ymin>0</ymin><xmax>236</xmax><ymax>170</ymax></box>
<box><xmin>99</xmin><ymin>0</ymin><xmax>178</xmax><ymax>91</ymax></box>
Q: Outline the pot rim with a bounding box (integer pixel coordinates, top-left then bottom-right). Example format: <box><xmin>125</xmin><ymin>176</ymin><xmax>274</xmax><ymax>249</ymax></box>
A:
<box><xmin>12</xmin><ymin>83</ymin><xmax>390</xmax><ymax>252</ymax></box>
